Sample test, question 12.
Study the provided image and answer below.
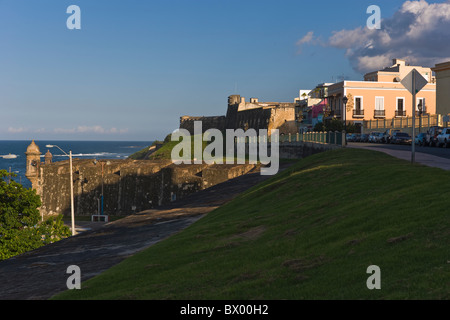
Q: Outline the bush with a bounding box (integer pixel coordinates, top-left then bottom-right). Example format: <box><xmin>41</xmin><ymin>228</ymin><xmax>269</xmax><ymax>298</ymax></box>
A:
<box><xmin>314</xmin><ymin>119</ymin><xmax>358</xmax><ymax>133</ymax></box>
<box><xmin>0</xmin><ymin>170</ymin><xmax>71</xmax><ymax>260</ymax></box>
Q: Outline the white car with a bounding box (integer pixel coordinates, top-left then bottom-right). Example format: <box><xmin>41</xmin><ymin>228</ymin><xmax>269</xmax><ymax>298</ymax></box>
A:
<box><xmin>436</xmin><ymin>128</ymin><xmax>450</xmax><ymax>147</ymax></box>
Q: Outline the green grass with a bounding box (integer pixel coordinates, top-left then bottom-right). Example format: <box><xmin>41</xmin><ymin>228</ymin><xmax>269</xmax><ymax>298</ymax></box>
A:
<box><xmin>52</xmin><ymin>148</ymin><xmax>450</xmax><ymax>300</ymax></box>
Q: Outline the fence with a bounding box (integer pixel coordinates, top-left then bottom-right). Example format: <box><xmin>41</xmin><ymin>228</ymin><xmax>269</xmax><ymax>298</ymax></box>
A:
<box><xmin>234</xmin><ymin>131</ymin><xmax>345</xmax><ymax>146</ymax></box>
<box><xmin>364</xmin><ymin>114</ymin><xmax>441</xmax><ymax>130</ymax></box>
<box><xmin>279</xmin><ymin>131</ymin><xmax>344</xmax><ymax>146</ymax></box>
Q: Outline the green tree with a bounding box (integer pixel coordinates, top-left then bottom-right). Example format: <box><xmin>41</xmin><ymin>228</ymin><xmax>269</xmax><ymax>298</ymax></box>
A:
<box><xmin>313</xmin><ymin>118</ymin><xmax>359</xmax><ymax>134</ymax></box>
<box><xmin>0</xmin><ymin>170</ymin><xmax>71</xmax><ymax>260</ymax></box>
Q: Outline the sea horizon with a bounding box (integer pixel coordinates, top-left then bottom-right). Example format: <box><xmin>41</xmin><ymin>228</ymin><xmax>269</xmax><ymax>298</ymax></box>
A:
<box><xmin>0</xmin><ymin>140</ymin><xmax>154</xmax><ymax>189</ymax></box>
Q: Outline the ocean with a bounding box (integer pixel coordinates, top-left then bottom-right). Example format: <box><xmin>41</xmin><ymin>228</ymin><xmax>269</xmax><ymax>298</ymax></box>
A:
<box><xmin>0</xmin><ymin>140</ymin><xmax>153</xmax><ymax>189</ymax></box>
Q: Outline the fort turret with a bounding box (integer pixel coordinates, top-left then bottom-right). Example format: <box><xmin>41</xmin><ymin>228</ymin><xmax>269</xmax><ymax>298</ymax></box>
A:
<box><xmin>25</xmin><ymin>140</ymin><xmax>41</xmax><ymax>190</ymax></box>
<box><xmin>45</xmin><ymin>150</ymin><xmax>53</xmax><ymax>164</ymax></box>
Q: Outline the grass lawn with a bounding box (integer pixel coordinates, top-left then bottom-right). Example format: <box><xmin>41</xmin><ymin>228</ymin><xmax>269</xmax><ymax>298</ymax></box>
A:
<box><xmin>53</xmin><ymin>148</ymin><xmax>450</xmax><ymax>300</ymax></box>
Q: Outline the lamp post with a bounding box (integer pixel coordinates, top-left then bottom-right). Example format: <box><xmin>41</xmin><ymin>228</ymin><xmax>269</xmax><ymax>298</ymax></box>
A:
<box><xmin>418</xmin><ymin>100</ymin><xmax>423</xmax><ymax>134</ymax></box>
<box><xmin>46</xmin><ymin>144</ymin><xmax>75</xmax><ymax>236</ymax></box>
<box><xmin>342</xmin><ymin>95</ymin><xmax>348</xmax><ymax>145</ymax></box>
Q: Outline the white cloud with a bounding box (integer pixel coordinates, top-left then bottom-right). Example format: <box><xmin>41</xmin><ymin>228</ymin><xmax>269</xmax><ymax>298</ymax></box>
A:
<box><xmin>297</xmin><ymin>31</ymin><xmax>314</xmax><ymax>45</ymax></box>
<box><xmin>296</xmin><ymin>31</ymin><xmax>323</xmax><ymax>53</ymax></box>
<box><xmin>54</xmin><ymin>126</ymin><xmax>128</xmax><ymax>135</ymax></box>
<box><xmin>297</xmin><ymin>0</ymin><xmax>450</xmax><ymax>74</ymax></box>
<box><xmin>7</xmin><ymin>127</ymin><xmax>26</xmax><ymax>134</ymax></box>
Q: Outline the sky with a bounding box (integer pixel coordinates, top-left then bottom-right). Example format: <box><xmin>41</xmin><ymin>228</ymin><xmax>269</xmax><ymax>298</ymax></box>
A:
<box><xmin>1</xmin><ymin>0</ymin><xmax>449</xmax><ymax>141</ymax></box>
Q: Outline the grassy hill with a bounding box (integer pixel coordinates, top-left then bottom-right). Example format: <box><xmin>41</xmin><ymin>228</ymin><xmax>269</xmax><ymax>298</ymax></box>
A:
<box><xmin>127</xmin><ymin>134</ymin><xmax>208</xmax><ymax>161</ymax></box>
<box><xmin>53</xmin><ymin>148</ymin><xmax>450</xmax><ymax>299</ymax></box>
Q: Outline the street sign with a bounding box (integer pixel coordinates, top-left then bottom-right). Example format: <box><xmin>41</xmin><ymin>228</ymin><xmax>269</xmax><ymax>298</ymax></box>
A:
<box><xmin>401</xmin><ymin>69</ymin><xmax>428</xmax><ymax>95</ymax></box>
<box><xmin>400</xmin><ymin>69</ymin><xmax>429</xmax><ymax>164</ymax></box>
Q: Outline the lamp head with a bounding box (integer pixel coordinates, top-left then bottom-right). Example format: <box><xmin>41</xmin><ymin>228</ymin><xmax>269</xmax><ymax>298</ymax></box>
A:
<box><xmin>342</xmin><ymin>96</ymin><xmax>348</xmax><ymax>104</ymax></box>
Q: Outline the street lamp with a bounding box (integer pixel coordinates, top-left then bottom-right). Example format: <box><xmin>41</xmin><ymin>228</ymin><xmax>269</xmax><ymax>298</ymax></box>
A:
<box><xmin>46</xmin><ymin>144</ymin><xmax>75</xmax><ymax>236</ymax></box>
<box><xmin>342</xmin><ymin>95</ymin><xmax>348</xmax><ymax>145</ymax></box>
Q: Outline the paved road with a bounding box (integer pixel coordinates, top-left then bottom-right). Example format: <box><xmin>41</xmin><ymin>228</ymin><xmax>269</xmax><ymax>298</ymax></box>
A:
<box><xmin>0</xmin><ymin>167</ymin><xmax>279</xmax><ymax>300</ymax></box>
<box><xmin>348</xmin><ymin>142</ymin><xmax>450</xmax><ymax>170</ymax></box>
<box><xmin>350</xmin><ymin>142</ymin><xmax>450</xmax><ymax>159</ymax></box>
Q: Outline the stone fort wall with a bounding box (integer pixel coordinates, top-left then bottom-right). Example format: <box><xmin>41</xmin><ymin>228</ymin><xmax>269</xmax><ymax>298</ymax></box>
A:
<box><xmin>180</xmin><ymin>115</ymin><xmax>226</xmax><ymax>134</ymax></box>
<box><xmin>26</xmin><ymin>149</ymin><xmax>256</xmax><ymax>217</ymax></box>
<box><xmin>180</xmin><ymin>95</ymin><xmax>298</xmax><ymax>135</ymax></box>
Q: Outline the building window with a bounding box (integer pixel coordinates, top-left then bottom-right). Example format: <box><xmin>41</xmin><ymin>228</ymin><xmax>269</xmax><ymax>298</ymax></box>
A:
<box><xmin>353</xmin><ymin>96</ymin><xmax>364</xmax><ymax>117</ymax></box>
<box><xmin>396</xmin><ymin>97</ymin><xmax>406</xmax><ymax>117</ymax></box>
<box><xmin>374</xmin><ymin>97</ymin><xmax>385</xmax><ymax>117</ymax></box>
<box><xmin>417</xmin><ymin>97</ymin><xmax>426</xmax><ymax>114</ymax></box>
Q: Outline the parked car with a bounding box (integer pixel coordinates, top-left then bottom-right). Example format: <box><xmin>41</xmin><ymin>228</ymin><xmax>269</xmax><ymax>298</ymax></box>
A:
<box><xmin>428</xmin><ymin>126</ymin><xmax>443</xmax><ymax>147</ymax></box>
<box><xmin>390</xmin><ymin>132</ymin><xmax>412</xmax><ymax>144</ymax></box>
<box><xmin>384</xmin><ymin>129</ymin><xmax>400</xmax><ymax>144</ymax></box>
<box><xmin>369</xmin><ymin>132</ymin><xmax>383</xmax><ymax>143</ymax></box>
<box><xmin>360</xmin><ymin>133</ymin><xmax>370</xmax><ymax>142</ymax></box>
<box><xmin>436</xmin><ymin>127</ymin><xmax>450</xmax><ymax>147</ymax></box>
<box><xmin>347</xmin><ymin>133</ymin><xmax>358</xmax><ymax>142</ymax></box>
<box><xmin>415</xmin><ymin>132</ymin><xmax>429</xmax><ymax>146</ymax></box>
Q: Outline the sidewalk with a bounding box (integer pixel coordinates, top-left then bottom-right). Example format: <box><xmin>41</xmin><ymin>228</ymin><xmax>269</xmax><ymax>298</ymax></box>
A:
<box><xmin>349</xmin><ymin>144</ymin><xmax>450</xmax><ymax>170</ymax></box>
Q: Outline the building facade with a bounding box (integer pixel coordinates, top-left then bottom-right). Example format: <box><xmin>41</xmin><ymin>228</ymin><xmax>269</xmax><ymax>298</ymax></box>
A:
<box><xmin>327</xmin><ymin>59</ymin><xmax>436</xmax><ymax>124</ymax></box>
<box><xmin>432</xmin><ymin>61</ymin><xmax>450</xmax><ymax>116</ymax></box>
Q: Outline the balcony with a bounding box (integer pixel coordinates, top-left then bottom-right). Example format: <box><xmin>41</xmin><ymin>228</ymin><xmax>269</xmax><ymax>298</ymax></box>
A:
<box><xmin>353</xmin><ymin>109</ymin><xmax>364</xmax><ymax>118</ymax></box>
<box><xmin>374</xmin><ymin>110</ymin><xmax>385</xmax><ymax>118</ymax></box>
<box><xmin>415</xmin><ymin>111</ymin><xmax>428</xmax><ymax>117</ymax></box>
<box><xmin>395</xmin><ymin>110</ymin><xmax>406</xmax><ymax>117</ymax></box>
<box><xmin>331</xmin><ymin>110</ymin><xmax>342</xmax><ymax>118</ymax></box>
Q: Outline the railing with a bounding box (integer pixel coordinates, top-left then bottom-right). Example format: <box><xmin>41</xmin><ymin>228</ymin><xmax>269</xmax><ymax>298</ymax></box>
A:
<box><xmin>395</xmin><ymin>110</ymin><xmax>406</xmax><ymax>117</ymax></box>
<box><xmin>364</xmin><ymin>114</ymin><xmax>440</xmax><ymax>130</ymax></box>
<box><xmin>374</xmin><ymin>110</ymin><xmax>385</xmax><ymax>118</ymax></box>
<box><xmin>234</xmin><ymin>131</ymin><xmax>346</xmax><ymax>146</ymax></box>
<box><xmin>353</xmin><ymin>109</ymin><xmax>364</xmax><ymax>117</ymax></box>
<box><xmin>278</xmin><ymin>131</ymin><xmax>344</xmax><ymax>146</ymax></box>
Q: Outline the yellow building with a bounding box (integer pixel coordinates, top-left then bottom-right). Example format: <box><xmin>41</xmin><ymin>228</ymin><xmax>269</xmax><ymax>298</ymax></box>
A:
<box><xmin>327</xmin><ymin>59</ymin><xmax>436</xmax><ymax>125</ymax></box>
<box><xmin>432</xmin><ymin>61</ymin><xmax>450</xmax><ymax>116</ymax></box>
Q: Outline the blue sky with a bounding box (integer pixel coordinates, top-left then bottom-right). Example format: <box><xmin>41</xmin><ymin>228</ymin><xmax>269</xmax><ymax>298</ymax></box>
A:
<box><xmin>1</xmin><ymin>0</ymin><xmax>448</xmax><ymax>141</ymax></box>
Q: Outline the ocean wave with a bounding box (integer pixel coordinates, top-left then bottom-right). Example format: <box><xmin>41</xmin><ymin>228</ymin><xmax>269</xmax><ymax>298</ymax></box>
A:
<box><xmin>121</xmin><ymin>146</ymin><xmax>144</xmax><ymax>149</ymax></box>
<box><xmin>41</xmin><ymin>152</ymin><xmax>118</xmax><ymax>158</ymax></box>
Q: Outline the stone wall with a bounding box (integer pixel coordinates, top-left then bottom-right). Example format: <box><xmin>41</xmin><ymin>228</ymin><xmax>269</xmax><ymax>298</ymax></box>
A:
<box><xmin>37</xmin><ymin>158</ymin><xmax>257</xmax><ymax>217</ymax></box>
<box><xmin>180</xmin><ymin>115</ymin><xmax>226</xmax><ymax>134</ymax></box>
<box><xmin>181</xmin><ymin>95</ymin><xmax>298</xmax><ymax>136</ymax></box>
